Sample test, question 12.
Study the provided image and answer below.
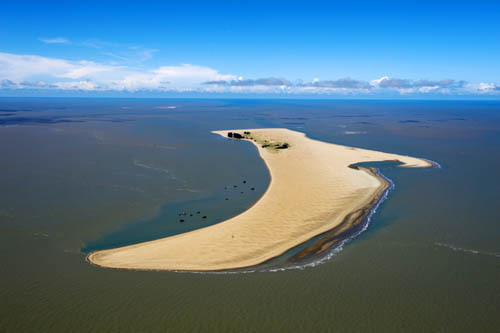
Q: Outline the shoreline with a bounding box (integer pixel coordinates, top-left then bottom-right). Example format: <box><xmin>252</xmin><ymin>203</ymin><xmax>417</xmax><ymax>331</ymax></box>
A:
<box><xmin>288</xmin><ymin>166</ymin><xmax>390</xmax><ymax>263</ymax></box>
<box><xmin>86</xmin><ymin>168</ymin><xmax>393</xmax><ymax>274</ymax></box>
<box><xmin>88</xmin><ymin>128</ymin><xmax>433</xmax><ymax>271</ymax></box>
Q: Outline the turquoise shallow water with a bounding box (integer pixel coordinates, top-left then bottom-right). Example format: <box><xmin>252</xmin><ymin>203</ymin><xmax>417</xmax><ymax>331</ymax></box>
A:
<box><xmin>0</xmin><ymin>98</ymin><xmax>499</xmax><ymax>332</ymax></box>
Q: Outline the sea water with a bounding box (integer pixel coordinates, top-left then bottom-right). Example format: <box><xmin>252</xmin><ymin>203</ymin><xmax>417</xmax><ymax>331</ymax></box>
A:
<box><xmin>1</xmin><ymin>98</ymin><xmax>499</xmax><ymax>332</ymax></box>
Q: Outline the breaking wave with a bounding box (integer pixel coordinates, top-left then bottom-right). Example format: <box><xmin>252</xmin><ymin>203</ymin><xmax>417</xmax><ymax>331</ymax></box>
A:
<box><xmin>422</xmin><ymin>158</ymin><xmax>442</xmax><ymax>169</ymax></box>
<box><xmin>261</xmin><ymin>170</ymin><xmax>396</xmax><ymax>273</ymax></box>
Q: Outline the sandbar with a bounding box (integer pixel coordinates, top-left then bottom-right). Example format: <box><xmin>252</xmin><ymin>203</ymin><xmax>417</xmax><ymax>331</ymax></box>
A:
<box><xmin>88</xmin><ymin>128</ymin><xmax>433</xmax><ymax>271</ymax></box>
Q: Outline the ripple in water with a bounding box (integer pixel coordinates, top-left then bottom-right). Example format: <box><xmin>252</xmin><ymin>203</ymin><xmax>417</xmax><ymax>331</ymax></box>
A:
<box><xmin>434</xmin><ymin>242</ymin><xmax>500</xmax><ymax>259</ymax></box>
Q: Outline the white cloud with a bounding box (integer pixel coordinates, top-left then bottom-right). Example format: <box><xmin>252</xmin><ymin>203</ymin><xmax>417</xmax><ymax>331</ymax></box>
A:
<box><xmin>0</xmin><ymin>52</ymin><xmax>118</xmax><ymax>82</ymax></box>
<box><xmin>0</xmin><ymin>52</ymin><xmax>237</xmax><ymax>92</ymax></box>
<box><xmin>0</xmin><ymin>51</ymin><xmax>499</xmax><ymax>96</ymax></box>
<box><xmin>59</xmin><ymin>61</ymin><xmax>119</xmax><ymax>80</ymax></box>
<box><xmin>107</xmin><ymin>64</ymin><xmax>236</xmax><ymax>91</ymax></box>
<box><xmin>152</xmin><ymin>64</ymin><xmax>235</xmax><ymax>84</ymax></box>
<box><xmin>475</xmin><ymin>82</ymin><xmax>500</xmax><ymax>93</ymax></box>
<box><xmin>39</xmin><ymin>37</ymin><xmax>69</xmax><ymax>44</ymax></box>
<box><xmin>370</xmin><ymin>76</ymin><xmax>389</xmax><ymax>86</ymax></box>
<box><xmin>52</xmin><ymin>80</ymin><xmax>101</xmax><ymax>91</ymax></box>
<box><xmin>0</xmin><ymin>52</ymin><xmax>73</xmax><ymax>81</ymax></box>
<box><xmin>418</xmin><ymin>85</ymin><xmax>440</xmax><ymax>93</ymax></box>
<box><xmin>368</xmin><ymin>76</ymin><xmax>467</xmax><ymax>94</ymax></box>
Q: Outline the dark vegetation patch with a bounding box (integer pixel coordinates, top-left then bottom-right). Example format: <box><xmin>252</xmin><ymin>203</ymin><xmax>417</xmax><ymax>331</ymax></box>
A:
<box><xmin>228</xmin><ymin>131</ymin><xmax>290</xmax><ymax>150</ymax></box>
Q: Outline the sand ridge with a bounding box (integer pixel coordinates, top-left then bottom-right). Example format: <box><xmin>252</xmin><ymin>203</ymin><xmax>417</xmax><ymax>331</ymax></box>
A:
<box><xmin>88</xmin><ymin>128</ymin><xmax>433</xmax><ymax>271</ymax></box>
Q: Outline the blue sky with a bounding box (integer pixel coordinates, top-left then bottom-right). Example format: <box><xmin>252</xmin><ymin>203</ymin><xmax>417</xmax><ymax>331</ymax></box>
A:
<box><xmin>1</xmin><ymin>1</ymin><xmax>500</xmax><ymax>98</ymax></box>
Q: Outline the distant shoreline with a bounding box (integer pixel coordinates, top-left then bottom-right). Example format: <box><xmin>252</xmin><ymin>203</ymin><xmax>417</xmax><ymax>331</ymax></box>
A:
<box><xmin>88</xmin><ymin>128</ymin><xmax>433</xmax><ymax>271</ymax></box>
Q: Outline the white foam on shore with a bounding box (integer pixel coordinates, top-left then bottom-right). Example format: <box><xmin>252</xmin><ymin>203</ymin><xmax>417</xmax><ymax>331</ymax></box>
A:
<box><xmin>422</xmin><ymin>158</ymin><xmax>442</xmax><ymax>169</ymax></box>
<box><xmin>261</xmin><ymin>169</ymin><xmax>396</xmax><ymax>273</ymax></box>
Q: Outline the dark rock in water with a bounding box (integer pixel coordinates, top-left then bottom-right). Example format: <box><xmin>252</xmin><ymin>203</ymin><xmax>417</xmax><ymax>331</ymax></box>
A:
<box><xmin>233</xmin><ymin>185</ymin><xmax>237</xmax><ymax>188</ymax></box>
<box><xmin>179</xmin><ymin>219</ymin><xmax>184</xmax><ymax>223</ymax></box>
<box><xmin>251</xmin><ymin>187</ymin><xmax>255</xmax><ymax>190</ymax></box>
<box><xmin>224</xmin><ymin>186</ymin><xmax>227</xmax><ymax>190</ymax></box>
<box><xmin>202</xmin><ymin>216</ymin><xmax>207</xmax><ymax>219</ymax></box>
<box><xmin>196</xmin><ymin>211</ymin><xmax>200</xmax><ymax>214</ymax></box>
<box><xmin>240</xmin><ymin>192</ymin><xmax>244</xmax><ymax>194</ymax></box>
<box><xmin>189</xmin><ymin>214</ymin><xmax>193</xmax><ymax>216</ymax></box>
<box><xmin>232</xmin><ymin>133</ymin><xmax>244</xmax><ymax>139</ymax></box>
<box><xmin>243</xmin><ymin>180</ymin><xmax>247</xmax><ymax>184</ymax></box>
<box><xmin>227</xmin><ymin>132</ymin><xmax>233</xmax><ymax>138</ymax></box>
<box><xmin>225</xmin><ymin>198</ymin><xmax>229</xmax><ymax>200</ymax></box>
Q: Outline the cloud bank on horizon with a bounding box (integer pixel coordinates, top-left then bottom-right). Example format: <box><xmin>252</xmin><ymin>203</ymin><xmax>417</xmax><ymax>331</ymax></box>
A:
<box><xmin>1</xmin><ymin>51</ymin><xmax>499</xmax><ymax>96</ymax></box>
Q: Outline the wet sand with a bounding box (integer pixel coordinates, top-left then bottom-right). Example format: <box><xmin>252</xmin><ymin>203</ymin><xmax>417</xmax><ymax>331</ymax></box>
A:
<box><xmin>88</xmin><ymin>128</ymin><xmax>433</xmax><ymax>271</ymax></box>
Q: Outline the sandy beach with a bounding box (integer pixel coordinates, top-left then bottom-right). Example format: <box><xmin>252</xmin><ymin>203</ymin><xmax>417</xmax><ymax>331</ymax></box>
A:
<box><xmin>88</xmin><ymin>128</ymin><xmax>433</xmax><ymax>271</ymax></box>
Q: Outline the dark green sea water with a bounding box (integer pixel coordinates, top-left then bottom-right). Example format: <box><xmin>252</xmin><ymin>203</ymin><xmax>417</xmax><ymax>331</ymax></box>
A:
<box><xmin>1</xmin><ymin>98</ymin><xmax>499</xmax><ymax>332</ymax></box>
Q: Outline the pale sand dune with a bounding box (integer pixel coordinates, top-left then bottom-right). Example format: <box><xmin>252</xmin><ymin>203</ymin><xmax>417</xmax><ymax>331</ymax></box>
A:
<box><xmin>88</xmin><ymin>128</ymin><xmax>433</xmax><ymax>271</ymax></box>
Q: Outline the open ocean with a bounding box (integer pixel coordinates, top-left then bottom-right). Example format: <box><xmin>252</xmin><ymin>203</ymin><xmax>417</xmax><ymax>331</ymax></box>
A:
<box><xmin>1</xmin><ymin>98</ymin><xmax>499</xmax><ymax>332</ymax></box>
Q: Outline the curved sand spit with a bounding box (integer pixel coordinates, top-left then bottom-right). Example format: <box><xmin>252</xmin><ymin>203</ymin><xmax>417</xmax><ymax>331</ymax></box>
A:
<box><xmin>88</xmin><ymin>128</ymin><xmax>433</xmax><ymax>271</ymax></box>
